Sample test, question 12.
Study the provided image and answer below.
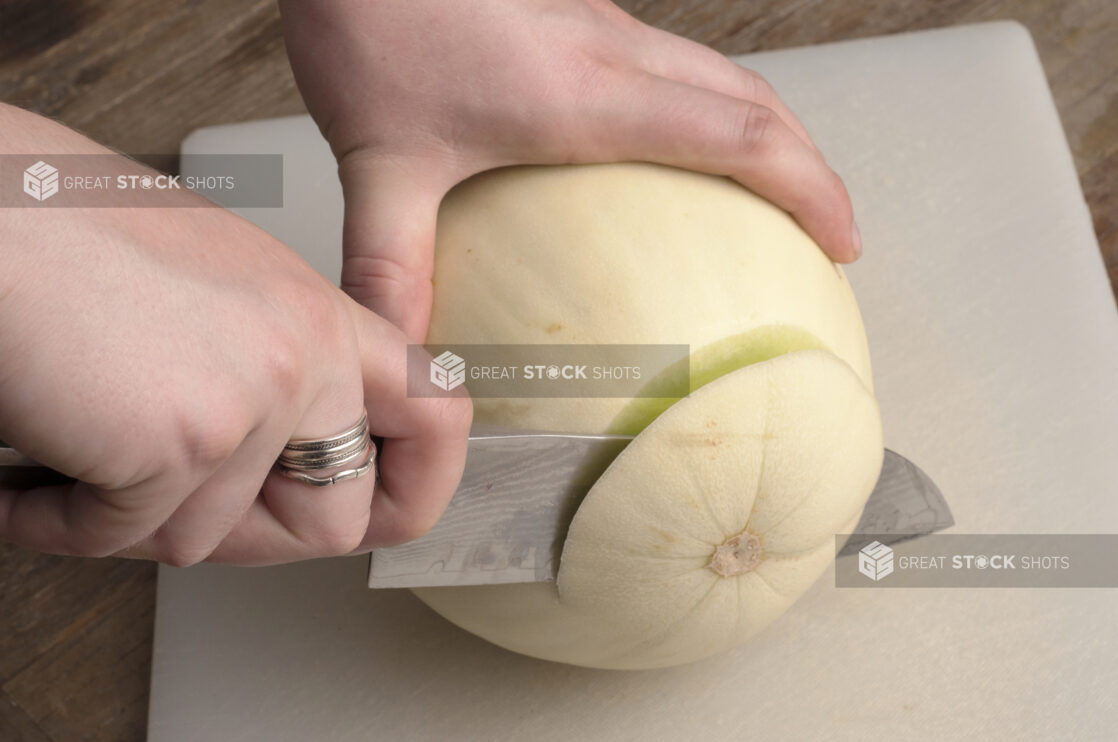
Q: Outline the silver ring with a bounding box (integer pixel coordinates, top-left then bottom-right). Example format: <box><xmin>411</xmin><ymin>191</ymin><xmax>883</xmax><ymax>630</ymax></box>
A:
<box><xmin>277</xmin><ymin>413</ymin><xmax>378</xmax><ymax>486</ymax></box>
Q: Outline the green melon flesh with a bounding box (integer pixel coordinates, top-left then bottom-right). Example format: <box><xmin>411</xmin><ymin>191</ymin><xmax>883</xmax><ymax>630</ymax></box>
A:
<box><xmin>607</xmin><ymin>324</ymin><xmax>828</xmax><ymax>435</ymax></box>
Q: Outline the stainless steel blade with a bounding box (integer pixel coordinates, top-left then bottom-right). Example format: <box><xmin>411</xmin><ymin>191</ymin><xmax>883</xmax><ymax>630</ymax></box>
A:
<box><xmin>367</xmin><ymin>430</ymin><xmax>632</xmax><ymax>588</ymax></box>
<box><xmin>837</xmin><ymin>449</ymin><xmax>954</xmax><ymax>556</ymax></box>
<box><xmin>369</xmin><ymin>446</ymin><xmax>953</xmax><ymax>588</ymax></box>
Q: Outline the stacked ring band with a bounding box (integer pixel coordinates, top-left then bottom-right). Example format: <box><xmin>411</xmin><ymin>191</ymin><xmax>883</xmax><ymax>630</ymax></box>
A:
<box><xmin>277</xmin><ymin>412</ymin><xmax>377</xmax><ymax>487</ymax></box>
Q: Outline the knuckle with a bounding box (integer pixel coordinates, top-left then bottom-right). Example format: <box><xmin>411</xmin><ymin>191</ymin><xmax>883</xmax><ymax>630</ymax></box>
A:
<box><xmin>149</xmin><ymin>523</ymin><xmax>220</xmax><ymax>568</ymax></box>
<box><xmin>269</xmin><ymin>283</ymin><xmax>344</xmax><ymax>395</ymax></box>
<box><xmin>159</xmin><ymin>542</ymin><xmax>211</xmax><ymax>569</ymax></box>
<box><xmin>738</xmin><ymin>68</ymin><xmax>775</xmax><ymax>104</ymax></box>
<box><xmin>307</xmin><ymin>515</ymin><xmax>369</xmax><ymax>557</ymax></box>
<box><xmin>259</xmin><ymin>322</ymin><xmax>307</xmax><ymax>401</ymax></box>
<box><xmin>175</xmin><ymin>413</ymin><xmax>245</xmax><ymax>475</ymax></box>
<box><xmin>562</xmin><ymin>52</ymin><xmax>625</xmax><ymax>110</ymax></box>
<box><xmin>340</xmin><ymin>254</ymin><xmax>421</xmax><ymax>309</ymax></box>
<box><xmin>736</xmin><ymin>103</ymin><xmax>780</xmax><ymax>156</ymax></box>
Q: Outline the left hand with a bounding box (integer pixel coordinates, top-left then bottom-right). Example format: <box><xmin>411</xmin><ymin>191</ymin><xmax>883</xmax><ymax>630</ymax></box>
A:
<box><xmin>278</xmin><ymin>0</ymin><xmax>862</xmax><ymax>342</ymax></box>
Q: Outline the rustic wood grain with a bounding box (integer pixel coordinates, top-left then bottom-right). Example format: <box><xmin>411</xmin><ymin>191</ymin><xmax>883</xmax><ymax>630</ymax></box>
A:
<box><xmin>0</xmin><ymin>1</ymin><xmax>1115</xmax><ymax>739</ymax></box>
<box><xmin>2</xmin><ymin>554</ymin><xmax>153</xmax><ymax>742</ymax></box>
<box><xmin>0</xmin><ymin>543</ymin><xmax>155</xmax><ymax>742</ymax></box>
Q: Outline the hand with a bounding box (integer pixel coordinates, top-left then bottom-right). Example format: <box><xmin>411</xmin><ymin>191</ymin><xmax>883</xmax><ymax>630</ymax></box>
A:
<box><xmin>0</xmin><ymin>104</ymin><xmax>471</xmax><ymax>565</ymax></box>
<box><xmin>279</xmin><ymin>0</ymin><xmax>861</xmax><ymax>341</ymax></box>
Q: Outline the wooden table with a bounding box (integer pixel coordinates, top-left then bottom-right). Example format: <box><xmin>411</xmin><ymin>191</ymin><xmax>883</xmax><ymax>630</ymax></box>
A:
<box><xmin>0</xmin><ymin>1</ymin><xmax>1114</xmax><ymax>739</ymax></box>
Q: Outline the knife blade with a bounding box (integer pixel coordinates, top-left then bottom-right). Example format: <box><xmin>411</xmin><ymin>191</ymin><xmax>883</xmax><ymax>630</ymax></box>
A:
<box><xmin>0</xmin><ymin>436</ymin><xmax>953</xmax><ymax>586</ymax></box>
<box><xmin>369</xmin><ymin>429</ymin><xmax>633</xmax><ymax>588</ymax></box>
<box><xmin>367</xmin><ymin>441</ymin><xmax>953</xmax><ymax>588</ymax></box>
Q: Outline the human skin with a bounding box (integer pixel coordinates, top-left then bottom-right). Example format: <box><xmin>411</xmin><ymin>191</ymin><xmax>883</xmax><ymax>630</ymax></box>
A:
<box><xmin>0</xmin><ymin>103</ymin><xmax>472</xmax><ymax>566</ymax></box>
<box><xmin>279</xmin><ymin>0</ymin><xmax>863</xmax><ymax>342</ymax></box>
<box><xmin>1</xmin><ymin>1</ymin><xmax>859</xmax><ymax>566</ymax></box>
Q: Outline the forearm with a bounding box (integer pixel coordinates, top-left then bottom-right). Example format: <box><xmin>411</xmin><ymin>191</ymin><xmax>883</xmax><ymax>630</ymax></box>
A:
<box><xmin>0</xmin><ymin>101</ymin><xmax>299</xmax><ymax>308</ymax></box>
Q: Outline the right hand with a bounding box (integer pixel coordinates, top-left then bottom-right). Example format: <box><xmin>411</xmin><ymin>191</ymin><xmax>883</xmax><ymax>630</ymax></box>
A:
<box><xmin>279</xmin><ymin>0</ymin><xmax>862</xmax><ymax>342</ymax></box>
<box><xmin>0</xmin><ymin>106</ymin><xmax>472</xmax><ymax>566</ymax></box>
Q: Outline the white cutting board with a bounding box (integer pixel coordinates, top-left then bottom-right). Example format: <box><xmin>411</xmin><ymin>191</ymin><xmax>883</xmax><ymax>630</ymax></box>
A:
<box><xmin>153</xmin><ymin>22</ymin><xmax>1118</xmax><ymax>741</ymax></box>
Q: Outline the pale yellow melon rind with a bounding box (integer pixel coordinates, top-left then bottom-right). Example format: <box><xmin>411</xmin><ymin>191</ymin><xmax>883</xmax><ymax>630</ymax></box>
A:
<box><xmin>426</xmin><ymin>163</ymin><xmax>873</xmax><ymax>435</ymax></box>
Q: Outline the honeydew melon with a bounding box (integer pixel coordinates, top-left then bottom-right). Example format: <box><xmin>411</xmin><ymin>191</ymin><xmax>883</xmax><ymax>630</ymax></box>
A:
<box><xmin>413</xmin><ymin>163</ymin><xmax>882</xmax><ymax>669</ymax></box>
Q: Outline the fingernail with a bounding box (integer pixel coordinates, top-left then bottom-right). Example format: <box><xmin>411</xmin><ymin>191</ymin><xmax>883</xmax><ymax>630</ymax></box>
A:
<box><xmin>850</xmin><ymin>222</ymin><xmax>863</xmax><ymax>259</ymax></box>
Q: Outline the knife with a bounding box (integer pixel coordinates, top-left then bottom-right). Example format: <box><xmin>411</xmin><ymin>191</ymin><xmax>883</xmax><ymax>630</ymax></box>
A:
<box><xmin>0</xmin><ymin>434</ymin><xmax>953</xmax><ymax>586</ymax></box>
<box><xmin>366</xmin><ymin>434</ymin><xmax>953</xmax><ymax>587</ymax></box>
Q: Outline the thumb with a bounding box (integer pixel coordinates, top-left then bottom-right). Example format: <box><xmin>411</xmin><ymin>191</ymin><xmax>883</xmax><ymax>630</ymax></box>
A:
<box><xmin>342</xmin><ymin>300</ymin><xmax>473</xmax><ymax>548</ymax></box>
<box><xmin>337</xmin><ymin>152</ymin><xmax>454</xmax><ymax>342</ymax></box>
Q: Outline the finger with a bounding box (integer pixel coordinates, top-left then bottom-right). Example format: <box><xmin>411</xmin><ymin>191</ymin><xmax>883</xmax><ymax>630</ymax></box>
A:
<box><xmin>203</xmin><ymin>360</ymin><xmax>373</xmax><ymax>566</ymax></box>
<box><xmin>205</xmin><ymin>303</ymin><xmax>471</xmax><ymax>564</ymax></box>
<box><xmin>346</xmin><ymin>300</ymin><xmax>472</xmax><ymax>549</ymax></box>
<box><xmin>0</xmin><ymin>473</ymin><xmax>190</xmax><ymax>558</ymax></box>
<box><xmin>595</xmin><ymin>72</ymin><xmax>860</xmax><ymax>262</ymax></box>
<box><xmin>206</xmin><ymin>443</ymin><xmax>375</xmax><ymax>566</ymax></box>
<box><xmin>337</xmin><ymin>151</ymin><xmax>457</xmax><ymax>342</ymax></box>
<box><xmin>629</xmin><ymin>26</ymin><xmax>818</xmax><ymax>151</ymax></box>
<box><xmin>114</xmin><ymin>416</ymin><xmax>292</xmax><ymax>565</ymax></box>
